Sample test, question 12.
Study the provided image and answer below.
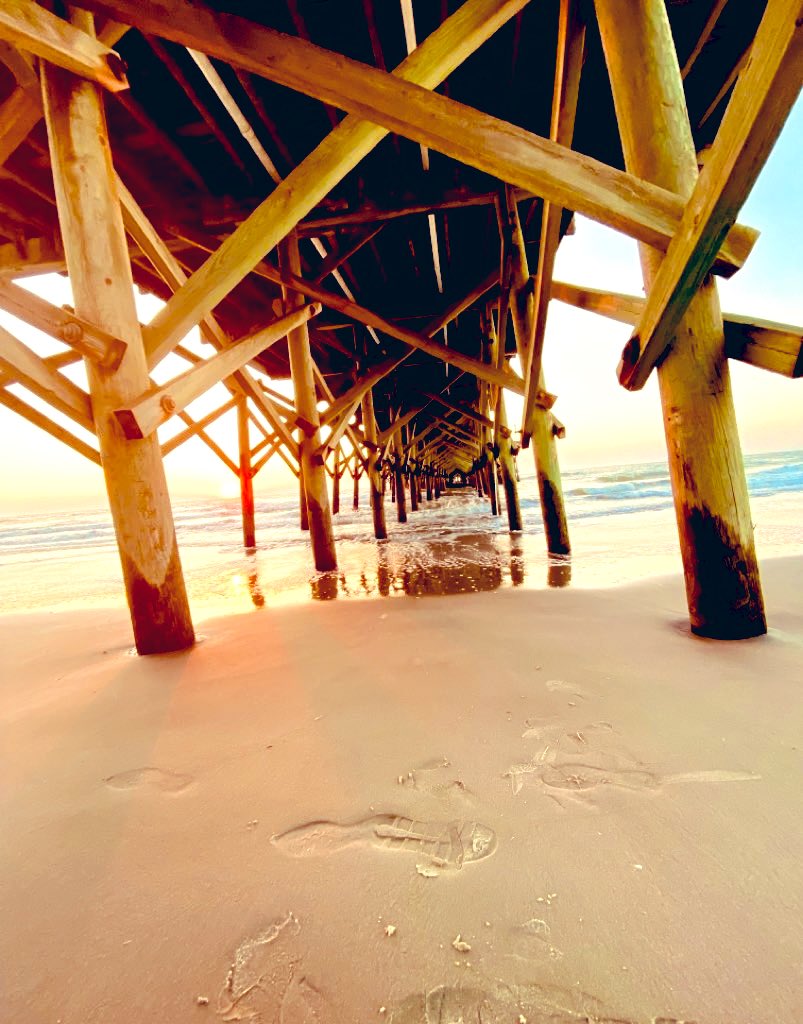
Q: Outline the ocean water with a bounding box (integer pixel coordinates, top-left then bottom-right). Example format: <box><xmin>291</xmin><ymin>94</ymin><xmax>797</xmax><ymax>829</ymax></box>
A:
<box><xmin>1</xmin><ymin>449</ymin><xmax>801</xmax><ymax>614</ymax></box>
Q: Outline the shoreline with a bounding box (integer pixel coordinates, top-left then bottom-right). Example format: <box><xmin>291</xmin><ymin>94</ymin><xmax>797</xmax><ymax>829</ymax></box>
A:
<box><xmin>2</xmin><ymin>488</ymin><xmax>802</xmax><ymax>618</ymax></box>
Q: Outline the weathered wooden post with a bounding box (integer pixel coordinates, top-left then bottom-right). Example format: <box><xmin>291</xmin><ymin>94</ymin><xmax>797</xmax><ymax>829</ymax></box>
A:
<box><xmin>332</xmin><ymin>446</ymin><xmax>341</xmax><ymax>516</ymax></box>
<box><xmin>237</xmin><ymin>396</ymin><xmax>256</xmax><ymax>551</ymax></box>
<box><xmin>496</xmin><ymin>396</ymin><xmax>522</xmax><ymax>532</ymax></box>
<box><xmin>595</xmin><ymin>0</ymin><xmax>765</xmax><ymax>639</ymax></box>
<box><xmin>484</xmin><ymin>311</ymin><xmax>522</xmax><ymax>532</ymax></box>
<box><xmin>393</xmin><ymin>427</ymin><xmax>408</xmax><ymax>524</ymax></box>
<box><xmin>298</xmin><ymin>433</ymin><xmax>309</xmax><ymax>531</ymax></box>
<box><xmin>279</xmin><ymin>233</ymin><xmax>337</xmax><ymax>571</ymax></box>
<box><xmin>502</xmin><ymin>191</ymin><xmax>570</xmax><ymax>553</ymax></box>
<box><xmin>41</xmin><ymin>12</ymin><xmax>194</xmax><ymax>655</ymax></box>
<box><xmin>352</xmin><ymin>455</ymin><xmax>360</xmax><ymax>510</ymax></box>
<box><xmin>408</xmin><ymin>432</ymin><xmax>419</xmax><ymax>512</ymax></box>
<box><xmin>361</xmin><ymin>389</ymin><xmax>387</xmax><ymax>539</ymax></box>
<box><xmin>425</xmin><ymin>468</ymin><xmax>434</xmax><ymax>501</ymax></box>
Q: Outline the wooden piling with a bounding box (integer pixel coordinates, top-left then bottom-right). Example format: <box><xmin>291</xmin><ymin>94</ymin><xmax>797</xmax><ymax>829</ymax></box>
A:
<box><xmin>500</xmin><ymin>189</ymin><xmax>571</xmax><ymax>554</ymax></box>
<box><xmin>393</xmin><ymin>428</ymin><xmax>408</xmax><ymax>524</ymax></box>
<box><xmin>237</xmin><ymin>396</ymin><xmax>256</xmax><ymax>551</ymax></box>
<box><xmin>408</xmin><ymin>433</ymin><xmax>419</xmax><ymax>513</ymax></box>
<box><xmin>279</xmin><ymin>232</ymin><xmax>337</xmax><ymax>572</ymax></box>
<box><xmin>496</xmin><ymin>395</ymin><xmax>522</xmax><ymax>532</ymax></box>
<box><xmin>352</xmin><ymin>458</ymin><xmax>360</xmax><ymax>510</ymax></box>
<box><xmin>298</xmin><ymin>433</ymin><xmax>309</xmax><ymax>531</ymax></box>
<box><xmin>596</xmin><ymin>0</ymin><xmax>765</xmax><ymax>639</ymax></box>
<box><xmin>425</xmin><ymin>468</ymin><xmax>434</xmax><ymax>502</ymax></box>
<box><xmin>41</xmin><ymin>14</ymin><xmax>194</xmax><ymax>655</ymax></box>
<box><xmin>361</xmin><ymin>387</ymin><xmax>387</xmax><ymax>538</ymax></box>
<box><xmin>332</xmin><ymin>447</ymin><xmax>341</xmax><ymax>516</ymax></box>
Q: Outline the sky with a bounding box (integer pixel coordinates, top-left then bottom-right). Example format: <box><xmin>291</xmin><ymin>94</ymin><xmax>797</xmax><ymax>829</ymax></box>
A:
<box><xmin>0</xmin><ymin>99</ymin><xmax>800</xmax><ymax>513</ymax></box>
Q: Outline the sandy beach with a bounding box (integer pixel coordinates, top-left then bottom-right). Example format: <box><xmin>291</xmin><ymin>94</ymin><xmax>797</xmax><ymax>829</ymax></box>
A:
<box><xmin>2</xmin><ymin>551</ymin><xmax>801</xmax><ymax>1023</ymax></box>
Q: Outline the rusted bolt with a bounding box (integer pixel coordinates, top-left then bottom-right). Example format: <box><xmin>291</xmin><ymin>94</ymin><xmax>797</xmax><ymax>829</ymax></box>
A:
<box><xmin>61</xmin><ymin>320</ymin><xmax>84</xmax><ymax>345</ymax></box>
<box><xmin>160</xmin><ymin>395</ymin><xmax>177</xmax><ymax>414</ymax></box>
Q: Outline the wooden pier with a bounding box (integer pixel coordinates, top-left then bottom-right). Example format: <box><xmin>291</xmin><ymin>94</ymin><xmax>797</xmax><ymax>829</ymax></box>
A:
<box><xmin>0</xmin><ymin>0</ymin><xmax>800</xmax><ymax>651</ymax></box>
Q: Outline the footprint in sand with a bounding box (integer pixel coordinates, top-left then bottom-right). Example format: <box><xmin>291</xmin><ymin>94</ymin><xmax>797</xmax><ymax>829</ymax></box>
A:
<box><xmin>217</xmin><ymin>911</ymin><xmax>331</xmax><ymax>1022</ymax></box>
<box><xmin>104</xmin><ymin>766</ymin><xmax>193</xmax><ymax>793</ymax></box>
<box><xmin>272</xmin><ymin>814</ymin><xmax>496</xmax><ymax>870</ymax></box>
<box><xmin>544</xmin><ymin>678</ymin><xmax>595</xmax><ymax>701</ymax></box>
<box><xmin>387</xmin><ymin>979</ymin><xmax>634</xmax><ymax>1023</ymax></box>
<box><xmin>397</xmin><ymin>757</ymin><xmax>476</xmax><ymax>808</ymax></box>
<box><xmin>505</xmin><ymin>750</ymin><xmax>758</xmax><ymax>799</ymax></box>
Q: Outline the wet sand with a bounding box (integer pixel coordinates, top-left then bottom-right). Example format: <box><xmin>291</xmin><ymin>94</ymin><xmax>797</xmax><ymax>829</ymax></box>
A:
<box><xmin>2</xmin><ymin>554</ymin><xmax>801</xmax><ymax>1022</ymax></box>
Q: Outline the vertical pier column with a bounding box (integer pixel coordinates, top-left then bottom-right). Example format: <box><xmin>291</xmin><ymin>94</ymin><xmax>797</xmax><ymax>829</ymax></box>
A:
<box><xmin>353</xmin><ymin>455</ymin><xmax>360</xmax><ymax>510</ymax></box>
<box><xmin>497</xmin><ymin>396</ymin><xmax>523</xmax><ymax>532</ymax></box>
<box><xmin>596</xmin><ymin>0</ymin><xmax>765</xmax><ymax>638</ymax></box>
<box><xmin>425</xmin><ymin>469</ymin><xmax>434</xmax><ymax>502</ymax></box>
<box><xmin>41</xmin><ymin>17</ymin><xmax>193</xmax><ymax>655</ymax></box>
<box><xmin>408</xmin><ymin>432</ymin><xmax>419</xmax><ymax>512</ymax></box>
<box><xmin>298</xmin><ymin>433</ymin><xmax>309</xmax><ymax>531</ymax></box>
<box><xmin>279</xmin><ymin>233</ymin><xmax>337</xmax><ymax>571</ymax></box>
<box><xmin>361</xmin><ymin>388</ymin><xmax>387</xmax><ymax>538</ymax></box>
<box><xmin>237</xmin><ymin>397</ymin><xmax>256</xmax><ymax>551</ymax></box>
<box><xmin>393</xmin><ymin>428</ymin><xmax>408</xmax><ymax>524</ymax></box>
<box><xmin>332</xmin><ymin>447</ymin><xmax>341</xmax><ymax>516</ymax></box>
<box><xmin>502</xmin><ymin>191</ymin><xmax>570</xmax><ymax>554</ymax></box>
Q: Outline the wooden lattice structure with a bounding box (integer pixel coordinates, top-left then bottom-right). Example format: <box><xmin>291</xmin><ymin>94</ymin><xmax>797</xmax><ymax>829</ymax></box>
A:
<box><xmin>0</xmin><ymin>0</ymin><xmax>800</xmax><ymax>653</ymax></box>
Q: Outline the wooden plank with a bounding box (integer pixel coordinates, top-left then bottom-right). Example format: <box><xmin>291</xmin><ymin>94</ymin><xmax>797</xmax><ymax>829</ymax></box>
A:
<box><xmin>0</xmin><ymin>279</ymin><xmax>126</xmax><ymax>369</ymax></box>
<box><xmin>619</xmin><ymin>0</ymin><xmax>803</xmax><ymax>391</ymax></box>
<box><xmin>116</xmin><ymin>304</ymin><xmax>319</xmax><ymax>439</ymax></box>
<box><xmin>84</xmin><ymin>0</ymin><xmax>545</xmax><ymax>356</ymax></box>
<box><xmin>80</xmin><ymin>0</ymin><xmax>756</xmax><ymax>323</ymax></box>
<box><xmin>0</xmin><ymin>322</ymin><xmax>94</xmax><ymax>430</ymax></box>
<box><xmin>0</xmin><ymin>0</ymin><xmax>129</xmax><ymax>92</ymax></box>
<box><xmin>520</xmin><ymin>0</ymin><xmax>585</xmax><ymax>436</ymax></box>
<box><xmin>0</xmin><ymin>387</ymin><xmax>100</xmax><ymax>464</ymax></box>
<box><xmin>552</xmin><ymin>279</ymin><xmax>803</xmax><ymax>378</ymax></box>
<box><xmin>725</xmin><ymin>313</ymin><xmax>803</xmax><ymax>378</ymax></box>
<box><xmin>550</xmin><ymin>280</ymin><xmax>645</xmax><ymax>324</ymax></box>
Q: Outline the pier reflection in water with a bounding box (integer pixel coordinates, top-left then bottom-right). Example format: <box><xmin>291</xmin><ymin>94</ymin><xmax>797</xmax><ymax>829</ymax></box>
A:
<box><xmin>212</xmin><ymin>491</ymin><xmax>576</xmax><ymax>611</ymax></box>
<box><xmin>303</xmin><ymin>531</ymin><xmax>571</xmax><ymax>602</ymax></box>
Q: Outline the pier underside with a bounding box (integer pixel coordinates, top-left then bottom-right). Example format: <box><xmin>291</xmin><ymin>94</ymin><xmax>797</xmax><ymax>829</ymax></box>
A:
<box><xmin>0</xmin><ymin>0</ymin><xmax>800</xmax><ymax>649</ymax></box>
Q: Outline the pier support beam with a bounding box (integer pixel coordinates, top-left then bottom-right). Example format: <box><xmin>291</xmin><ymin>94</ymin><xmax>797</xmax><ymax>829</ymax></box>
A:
<box><xmin>496</xmin><ymin>395</ymin><xmax>522</xmax><ymax>532</ymax></box>
<box><xmin>393</xmin><ymin>426</ymin><xmax>408</xmax><ymax>524</ymax></box>
<box><xmin>596</xmin><ymin>0</ymin><xmax>765</xmax><ymax>639</ymax></box>
<box><xmin>352</xmin><ymin>457</ymin><xmax>360</xmax><ymax>510</ymax></box>
<box><xmin>500</xmin><ymin>190</ymin><xmax>570</xmax><ymax>554</ymax></box>
<box><xmin>41</xmin><ymin>14</ymin><xmax>194</xmax><ymax>655</ymax></box>
<box><xmin>332</xmin><ymin>447</ymin><xmax>341</xmax><ymax>516</ymax></box>
<box><xmin>362</xmin><ymin>389</ymin><xmax>387</xmax><ymax>538</ymax></box>
<box><xmin>280</xmin><ymin>232</ymin><xmax>337</xmax><ymax>571</ymax></box>
<box><xmin>298</xmin><ymin>433</ymin><xmax>309</xmax><ymax>531</ymax></box>
<box><xmin>408</xmin><ymin>433</ymin><xmax>419</xmax><ymax>513</ymax></box>
<box><xmin>237</xmin><ymin>396</ymin><xmax>256</xmax><ymax>551</ymax></box>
